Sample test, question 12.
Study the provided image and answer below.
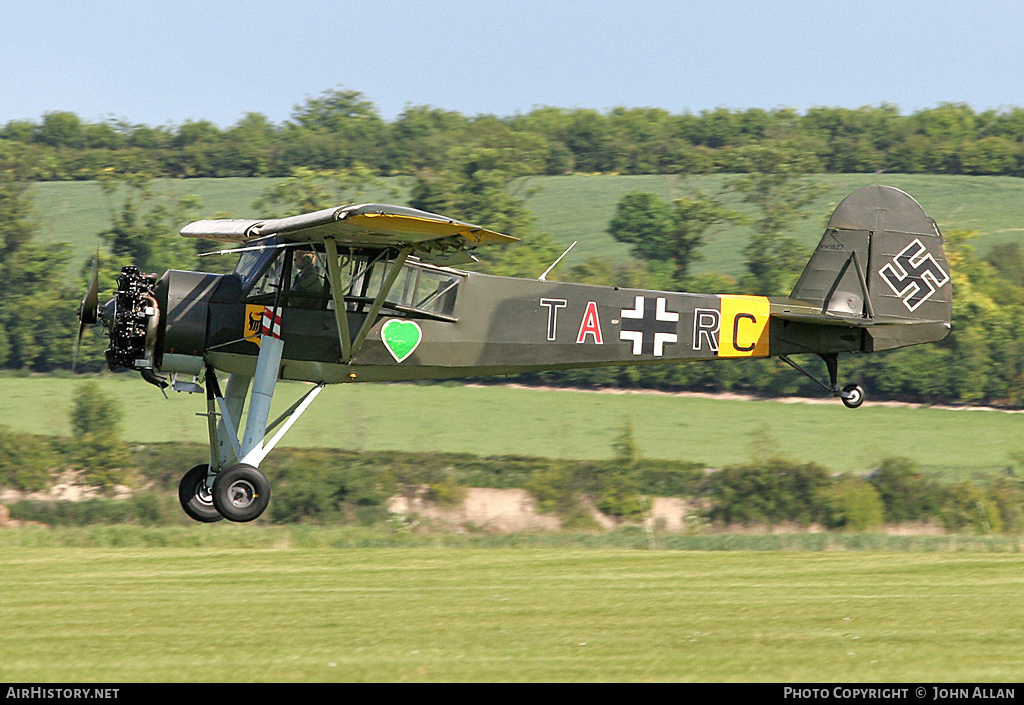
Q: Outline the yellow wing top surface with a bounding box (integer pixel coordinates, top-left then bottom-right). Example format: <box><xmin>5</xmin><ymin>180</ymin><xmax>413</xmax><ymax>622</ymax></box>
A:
<box><xmin>180</xmin><ymin>203</ymin><xmax>517</xmax><ymax>252</ymax></box>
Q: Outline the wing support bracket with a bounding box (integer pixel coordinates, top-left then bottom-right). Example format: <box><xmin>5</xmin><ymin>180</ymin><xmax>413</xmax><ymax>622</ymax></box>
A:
<box><xmin>348</xmin><ymin>246</ymin><xmax>413</xmax><ymax>361</ymax></box>
<box><xmin>323</xmin><ymin>242</ymin><xmax>414</xmax><ymax>364</ymax></box>
<box><xmin>259</xmin><ymin>383</ymin><xmax>325</xmax><ymax>460</ymax></box>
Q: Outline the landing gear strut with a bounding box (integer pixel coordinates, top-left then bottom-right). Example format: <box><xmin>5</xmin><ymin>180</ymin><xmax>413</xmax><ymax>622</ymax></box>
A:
<box><xmin>176</xmin><ymin>348</ymin><xmax>324</xmax><ymax>523</ymax></box>
<box><xmin>779</xmin><ymin>353</ymin><xmax>865</xmax><ymax>409</ymax></box>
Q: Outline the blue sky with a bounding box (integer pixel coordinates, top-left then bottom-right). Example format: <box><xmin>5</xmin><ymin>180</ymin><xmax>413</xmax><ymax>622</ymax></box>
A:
<box><xmin>4</xmin><ymin>0</ymin><xmax>1024</xmax><ymax>127</ymax></box>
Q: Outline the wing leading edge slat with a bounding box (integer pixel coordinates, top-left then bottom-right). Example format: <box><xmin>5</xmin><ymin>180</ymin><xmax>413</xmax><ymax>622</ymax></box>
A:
<box><xmin>180</xmin><ymin>203</ymin><xmax>517</xmax><ymax>252</ymax></box>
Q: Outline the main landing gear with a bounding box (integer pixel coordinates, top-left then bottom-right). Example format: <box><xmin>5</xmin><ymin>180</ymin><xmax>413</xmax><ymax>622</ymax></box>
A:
<box><xmin>177</xmin><ymin>338</ymin><xmax>324</xmax><ymax>523</ymax></box>
<box><xmin>178</xmin><ymin>464</ymin><xmax>221</xmax><ymax>523</ymax></box>
<box><xmin>178</xmin><ymin>462</ymin><xmax>274</xmax><ymax>523</ymax></box>
<box><xmin>779</xmin><ymin>353</ymin><xmax>865</xmax><ymax>409</ymax></box>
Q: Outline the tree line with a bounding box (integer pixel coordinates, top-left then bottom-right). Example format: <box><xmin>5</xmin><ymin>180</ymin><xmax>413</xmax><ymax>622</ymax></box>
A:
<box><xmin>8</xmin><ymin>90</ymin><xmax>1024</xmax><ymax>180</ymax></box>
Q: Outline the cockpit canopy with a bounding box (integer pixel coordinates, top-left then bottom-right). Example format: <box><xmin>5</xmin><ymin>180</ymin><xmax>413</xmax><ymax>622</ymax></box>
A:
<box><xmin>233</xmin><ymin>237</ymin><xmax>461</xmax><ymax>319</ymax></box>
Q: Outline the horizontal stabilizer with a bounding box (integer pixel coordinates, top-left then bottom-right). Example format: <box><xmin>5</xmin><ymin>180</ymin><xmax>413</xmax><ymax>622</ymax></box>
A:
<box><xmin>772</xmin><ymin>309</ymin><xmax>948</xmax><ymax>328</ymax></box>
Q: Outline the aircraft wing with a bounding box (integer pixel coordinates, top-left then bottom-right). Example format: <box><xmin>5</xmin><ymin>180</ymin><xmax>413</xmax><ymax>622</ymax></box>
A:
<box><xmin>180</xmin><ymin>203</ymin><xmax>518</xmax><ymax>253</ymax></box>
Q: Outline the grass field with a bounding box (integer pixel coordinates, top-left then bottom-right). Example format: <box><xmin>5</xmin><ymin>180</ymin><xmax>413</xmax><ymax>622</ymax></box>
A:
<box><xmin>522</xmin><ymin>173</ymin><xmax>1024</xmax><ymax>275</ymax></box>
<box><xmin>30</xmin><ymin>173</ymin><xmax>1024</xmax><ymax>277</ymax></box>
<box><xmin>4</xmin><ymin>374</ymin><xmax>1023</xmax><ymax>478</ymax></box>
<box><xmin>1</xmin><ymin>539</ymin><xmax>1022</xmax><ymax>682</ymax></box>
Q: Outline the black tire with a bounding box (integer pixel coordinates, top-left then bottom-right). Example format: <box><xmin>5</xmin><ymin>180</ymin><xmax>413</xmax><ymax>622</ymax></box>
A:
<box><xmin>212</xmin><ymin>464</ymin><xmax>271</xmax><ymax>522</ymax></box>
<box><xmin>841</xmin><ymin>384</ymin><xmax>865</xmax><ymax>409</ymax></box>
<box><xmin>178</xmin><ymin>464</ymin><xmax>223</xmax><ymax>523</ymax></box>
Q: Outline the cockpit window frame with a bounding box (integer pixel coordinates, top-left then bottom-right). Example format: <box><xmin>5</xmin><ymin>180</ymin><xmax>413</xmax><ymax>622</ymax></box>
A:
<box><xmin>234</xmin><ymin>240</ymin><xmax>463</xmax><ymax>320</ymax></box>
<box><xmin>233</xmin><ymin>236</ymin><xmax>286</xmax><ymax>293</ymax></box>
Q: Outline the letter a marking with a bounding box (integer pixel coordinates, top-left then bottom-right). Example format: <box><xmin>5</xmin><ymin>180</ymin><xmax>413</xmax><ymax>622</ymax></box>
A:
<box><xmin>577</xmin><ymin>301</ymin><xmax>604</xmax><ymax>344</ymax></box>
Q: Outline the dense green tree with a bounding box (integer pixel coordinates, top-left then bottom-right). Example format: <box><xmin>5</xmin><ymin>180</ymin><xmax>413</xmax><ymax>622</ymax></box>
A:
<box><xmin>280</xmin><ymin>87</ymin><xmax>387</xmax><ymax>171</ymax></box>
<box><xmin>986</xmin><ymin>475</ymin><xmax>1024</xmax><ymax>533</ymax></box>
<box><xmin>817</xmin><ymin>475</ymin><xmax>885</xmax><ymax>531</ymax></box>
<box><xmin>252</xmin><ymin>165</ymin><xmax>396</xmax><ymax>218</ymax></box>
<box><xmin>0</xmin><ymin>169</ymin><xmax>79</xmax><ymax>370</ymax></box>
<box><xmin>728</xmin><ymin>144</ymin><xmax>830</xmax><ymax>295</ymax></box>
<box><xmin>0</xmin><ymin>173</ymin><xmax>38</xmax><ymax>253</ymax></box>
<box><xmin>386</xmin><ymin>105</ymin><xmax>470</xmax><ymax>173</ymax></box>
<box><xmin>868</xmin><ymin>457</ymin><xmax>940</xmax><ymax>523</ymax></box>
<box><xmin>705</xmin><ymin>458</ymin><xmax>832</xmax><ymax>526</ymax></box>
<box><xmin>608</xmin><ymin>190</ymin><xmax>738</xmax><ymax>285</ymax></box>
<box><xmin>97</xmin><ymin>172</ymin><xmax>202</xmax><ymax>273</ymax></box>
<box><xmin>911</xmin><ymin>102</ymin><xmax>979</xmax><ymax>142</ymax></box>
<box><xmin>408</xmin><ymin>126</ymin><xmax>542</xmax><ymax>242</ymax></box>
<box><xmin>938</xmin><ymin>481</ymin><xmax>1002</xmax><ymax>533</ymax></box>
<box><xmin>35</xmin><ymin>111</ymin><xmax>85</xmax><ymax>148</ymax></box>
<box><xmin>960</xmin><ymin>136</ymin><xmax>1020</xmax><ymax>175</ymax></box>
<box><xmin>222</xmin><ymin>112</ymin><xmax>279</xmax><ymax>176</ymax></box>
<box><xmin>0</xmin><ymin>426</ymin><xmax>56</xmax><ymax>491</ymax></box>
<box><xmin>13</xmin><ymin>100</ymin><xmax>1024</xmax><ymax>180</ymax></box>
<box><xmin>70</xmin><ymin>381</ymin><xmax>128</xmax><ymax>488</ymax></box>
<box><xmin>504</xmin><ymin>106</ymin><xmax>577</xmax><ymax>174</ymax></box>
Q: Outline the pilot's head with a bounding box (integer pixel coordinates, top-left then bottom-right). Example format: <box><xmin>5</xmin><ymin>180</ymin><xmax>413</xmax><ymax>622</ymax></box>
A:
<box><xmin>295</xmin><ymin>250</ymin><xmax>316</xmax><ymax>270</ymax></box>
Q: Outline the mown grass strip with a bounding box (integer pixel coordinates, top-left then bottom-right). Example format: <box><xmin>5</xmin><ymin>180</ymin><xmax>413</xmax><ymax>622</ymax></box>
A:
<box><xmin>1</xmin><ymin>540</ymin><xmax>1022</xmax><ymax>681</ymax></box>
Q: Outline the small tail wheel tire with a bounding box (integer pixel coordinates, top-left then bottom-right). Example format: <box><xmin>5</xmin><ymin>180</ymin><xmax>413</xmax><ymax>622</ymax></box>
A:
<box><xmin>841</xmin><ymin>384</ymin><xmax>865</xmax><ymax>409</ymax></box>
<box><xmin>212</xmin><ymin>463</ymin><xmax>271</xmax><ymax>522</ymax></box>
<box><xmin>178</xmin><ymin>464</ymin><xmax>224</xmax><ymax>523</ymax></box>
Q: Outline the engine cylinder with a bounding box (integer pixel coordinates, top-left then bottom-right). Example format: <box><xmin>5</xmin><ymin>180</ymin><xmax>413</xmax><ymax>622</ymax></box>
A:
<box><xmin>105</xmin><ymin>266</ymin><xmax>159</xmax><ymax>371</ymax></box>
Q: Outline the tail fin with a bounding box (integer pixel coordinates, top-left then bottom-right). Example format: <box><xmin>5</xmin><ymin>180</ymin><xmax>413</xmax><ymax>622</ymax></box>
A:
<box><xmin>787</xmin><ymin>185</ymin><xmax>952</xmax><ymax>351</ymax></box>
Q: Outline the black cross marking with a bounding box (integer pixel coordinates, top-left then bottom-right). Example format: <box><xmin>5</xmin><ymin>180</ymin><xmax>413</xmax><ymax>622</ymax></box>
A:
<box><xmin>619</xmin><ymin>296</ymin><xmax>679</xmax><ymax>356</ymax></box>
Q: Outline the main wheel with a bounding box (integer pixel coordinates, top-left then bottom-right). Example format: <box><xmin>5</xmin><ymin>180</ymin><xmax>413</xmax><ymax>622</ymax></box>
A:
<box><xmin>212</xmin><ymin>464</ymin><xmax>271</xmax><ymax>522</ymax></box>
<box><xmin>178</xmin><ymin>464</ymin><xmax>223</xmax><ymax>523</ymax></box>
<box><xmin>841</xmin><ymin>384</ymin><xmax>865</xmax><ymax>409</ymax></box>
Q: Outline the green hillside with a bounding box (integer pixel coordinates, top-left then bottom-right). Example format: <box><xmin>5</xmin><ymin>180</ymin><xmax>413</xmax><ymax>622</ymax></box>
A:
<box><xmin>30</xmin><ymin>173</ymin><xmax>1024</xmax><ymax>278</ymax></box>
<box><xmin>29</xmin><ymin>176</ymin><xmax>409</xmax><ymax>274</ymax></box>
<box><xmin>522</xmin><ymin>173</ymin><xmax>1024</xmax><ymax>275</ymax></box>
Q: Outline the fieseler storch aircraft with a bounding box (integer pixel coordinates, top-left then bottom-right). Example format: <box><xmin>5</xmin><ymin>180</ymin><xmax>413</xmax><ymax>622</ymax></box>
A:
<box><xmin>75</xmin><ymin>185</ymin><xmax>952</xmax><ymax>523</ymax></box>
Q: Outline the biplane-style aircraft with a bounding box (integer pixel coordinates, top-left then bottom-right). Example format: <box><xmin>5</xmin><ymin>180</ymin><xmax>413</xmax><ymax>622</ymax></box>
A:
<box><xmin>76</xmin><ymin>185</ymin><xmax>952</xmax><ymax>523</ymax></box>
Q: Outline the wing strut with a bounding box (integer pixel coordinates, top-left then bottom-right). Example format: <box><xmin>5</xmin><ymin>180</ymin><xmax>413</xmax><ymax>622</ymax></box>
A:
<box><xmin>323</xmin><ymin>237</ymin><xmax>352</xmax><ymax>362</ymax></box>
<box><xmin>346</xmin><ymin>246</ymin><xmax>414</xmax><ymax>362</ymax></box>
<box><xmin>323</xmin><ymin>243</ymin><xmax>414</xmax><ymax>364</ymax></box>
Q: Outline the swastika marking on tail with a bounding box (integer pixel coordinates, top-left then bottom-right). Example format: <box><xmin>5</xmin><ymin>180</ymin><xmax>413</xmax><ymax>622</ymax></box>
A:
<box><xmin>879</xmin><ymin>239</ymin><xmax>949</xmax><ymax>312</ymax></box>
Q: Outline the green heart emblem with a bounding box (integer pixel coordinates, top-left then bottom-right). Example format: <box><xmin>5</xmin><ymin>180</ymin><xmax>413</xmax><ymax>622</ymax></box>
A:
<box><xmin>381</xmin><ymin>319</ymin><xmax>422</xmax><ymax>363</ymax></box>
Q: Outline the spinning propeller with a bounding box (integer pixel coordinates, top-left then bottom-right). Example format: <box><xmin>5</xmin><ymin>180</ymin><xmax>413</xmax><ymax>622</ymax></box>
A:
<box><xmin>73</xmin><ymin>254</ymin><xmax>100</xmax><ymax>371</ymax></box>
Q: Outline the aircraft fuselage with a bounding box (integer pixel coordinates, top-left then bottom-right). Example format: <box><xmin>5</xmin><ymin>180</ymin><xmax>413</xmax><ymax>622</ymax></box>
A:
<box><xmin>155</xmin><ymin>266</ymin><xmax>869</xmax><ymax>384</ymax></box>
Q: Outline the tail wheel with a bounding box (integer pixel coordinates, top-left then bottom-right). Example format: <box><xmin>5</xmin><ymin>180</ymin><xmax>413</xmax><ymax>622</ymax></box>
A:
<box><xmin>841</xmin><ymin>384</ymin><xmax>865</xmax><ymax>409</ymax></box>
<box><xmin>212</xmin><ymin>464</ymin><xmax>271</xmax><ymax>522</ymax></box>
<box><xmin>178</xmin><ymin>464</ymin><xmax>223</xmax><ymax>523</ymax></box>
